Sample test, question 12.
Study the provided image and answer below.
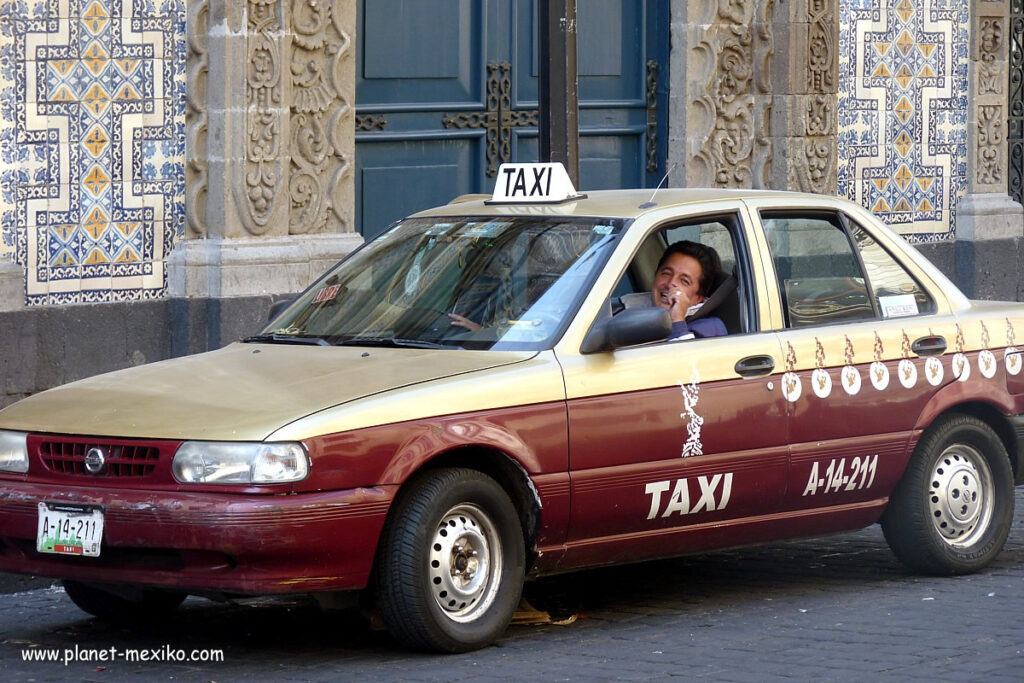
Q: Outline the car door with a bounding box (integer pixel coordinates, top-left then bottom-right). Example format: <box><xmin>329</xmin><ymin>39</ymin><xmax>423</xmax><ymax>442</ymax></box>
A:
<box><xmin>556</xmin><ymin>208</ymin><xmax>791</xmax><ymax>568</ymax></box>
<box><xmin>746</xmin><ymin>201</ymin><xmax>950</xmax><ymax>515</ymax></box>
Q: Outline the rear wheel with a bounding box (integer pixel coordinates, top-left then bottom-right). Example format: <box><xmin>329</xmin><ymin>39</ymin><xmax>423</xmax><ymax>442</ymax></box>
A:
<box><xmin>62</xmin><ymin>580</ymin><xmax>186</xmax><ymax>621</ymax></box>
<box><xmin>375</xmin><ymin>468</ymin><xmax>525</xmax><ymax>652</ymax></box>
<box><xmin>882</xmin><ymin>414</ymin><xmax>1014</xmax><ymax>575</ymax></box>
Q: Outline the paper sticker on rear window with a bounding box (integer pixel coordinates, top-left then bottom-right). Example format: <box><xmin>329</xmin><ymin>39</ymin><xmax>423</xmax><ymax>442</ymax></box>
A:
<box><xmin>879</xmin><ymin>294</ymin><xmax>918</xmax><ymax>318</ymax></box>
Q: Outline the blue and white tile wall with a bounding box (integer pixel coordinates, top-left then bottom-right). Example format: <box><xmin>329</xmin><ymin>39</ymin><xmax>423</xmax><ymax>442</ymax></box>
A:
<box><xmin>838</xmin><ymin>0</ymin><xmax>969</xmax><ymax>242</ymax></box>
<box><xmin>0</xmin><ymin>0</ymin><xmax>185</xmax><ymax>305</ymax></box>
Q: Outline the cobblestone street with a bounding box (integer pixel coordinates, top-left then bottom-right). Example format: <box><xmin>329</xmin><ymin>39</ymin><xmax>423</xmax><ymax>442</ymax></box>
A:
<box><xmin>2</xmin><ymin>491</ymin><xmax>1024</xmax><ymax>681</ymax></box>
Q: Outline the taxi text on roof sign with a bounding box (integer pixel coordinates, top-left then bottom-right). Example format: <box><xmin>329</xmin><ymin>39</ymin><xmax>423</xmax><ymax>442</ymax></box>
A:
<box><xmin>488</xmin><ymin>162</ymin><xmax>585</xmax><ymax>204</ymax></box>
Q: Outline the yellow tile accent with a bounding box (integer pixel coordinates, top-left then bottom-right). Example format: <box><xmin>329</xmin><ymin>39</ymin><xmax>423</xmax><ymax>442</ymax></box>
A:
<box><xmin>82</xmin><ymin>42</ymin><xmax>109</xmax><ymax>76</ymax></box>
<box><xmin>894</xmin><ymin>97</ymin><xmax>914</xmax><ymax>123</ymax></box>
<box><xmin>83</xmin><ymin>207</ymin><xmax>110</xmax><ymax>239</ymax></box>
<box><xmin>82</xmin><ymin>167</ymin><xmax>111</xmax><ymax>198</ymax></box>
<box><xmin>83</xmin><ymin>126</ymin><xmax>109</xmax><ymax>157</ymax></box>
<box><xmin>82</xmin><ymin>83</ymin><xmax>110</xmax><ymax>116</ymax></box>
<box><xmin>83</xmin><ymin>249</ymin><xmax>110</xmax><ymax>265</ymax></box>
<box><xmin>894</xmin><ymin>165</ymin><xmax>914</xmax><ymax>191</ymax></box>
<box><xmin>82</xmin><ymin>1</ymin><xmax>110</xmax><ymax>35</ymax></box>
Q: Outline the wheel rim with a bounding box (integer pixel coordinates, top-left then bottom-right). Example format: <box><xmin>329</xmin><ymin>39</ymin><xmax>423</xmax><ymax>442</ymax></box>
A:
<box><xmin>928</xmin><ymin>444</ymin><xmax>995</xmax><ymax>548</ymax></box>
<box><xmin>428</xmin><ymin>503</ymin><xmax>502</xmax><ymax>623</ymax></box>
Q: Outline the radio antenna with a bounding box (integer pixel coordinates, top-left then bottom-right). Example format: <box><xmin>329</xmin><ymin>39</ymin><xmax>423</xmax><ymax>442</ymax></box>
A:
<box><xmin>639</xmin><ymin>163</ymin><xmax>677</xmax><ymax>209</ymax></box>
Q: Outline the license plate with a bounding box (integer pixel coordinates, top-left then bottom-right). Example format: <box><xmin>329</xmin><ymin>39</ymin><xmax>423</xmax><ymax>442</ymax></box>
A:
<box><xmin>36</xmin><ymin>502</ymin><xmax>104</xmax><ymax>557</ymax></box>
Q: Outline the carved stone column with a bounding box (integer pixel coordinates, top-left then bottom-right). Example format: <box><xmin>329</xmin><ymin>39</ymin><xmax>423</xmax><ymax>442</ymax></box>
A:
<box><xmin>667</xmin><ymin>0</ymin><xmax>775</xmax><ymax>188</ymax></box>
<box><xmin>172</xmin><ymin>0</ymin><xmax>361</xmax><ymax>298</ymax></box>
<box><xmin>955</xmin><ymin>0</ymin><xmax>1023</xmax><ymax>243</ymax></box>
<box><xmin>768</xmin><ymin>0</ymin><xmax>837</xmax><ymax>193</ymax></box>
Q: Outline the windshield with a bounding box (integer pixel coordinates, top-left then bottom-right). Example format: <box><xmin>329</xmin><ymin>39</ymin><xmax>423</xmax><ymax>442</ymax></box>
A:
<box><xmin>261</xmin><ymin>215</ymin><xmax>626</xmax><ymax>350</ymax></box>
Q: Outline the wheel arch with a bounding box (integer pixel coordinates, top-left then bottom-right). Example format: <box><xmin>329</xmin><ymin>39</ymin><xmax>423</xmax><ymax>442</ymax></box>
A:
<box><xmin>385</xmin><ymin>446</ymin><xmax>543</xmax><ymax>569</ymax></box>
<box><xmin>919</xmin><ymin>401</ymin><xmax>1022</xmax><ymax>484</ymax></box>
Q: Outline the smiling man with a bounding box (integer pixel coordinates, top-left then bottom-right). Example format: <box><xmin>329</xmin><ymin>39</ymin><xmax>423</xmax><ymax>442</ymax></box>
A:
<box><xmin>652</xmin><ymin>240</ymin><xmax>728</xmax><ymax>340</ymax></box>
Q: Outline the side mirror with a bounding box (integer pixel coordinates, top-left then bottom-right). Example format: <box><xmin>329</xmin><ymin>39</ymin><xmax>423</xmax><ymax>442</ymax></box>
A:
<box><xmin>580</xmin><ymin>307</ymin><xmax>671</xmax><ymax>353</ymax></box>
<box><xmin>267</xmin><ymin>298</ymin><xmax>294</xmax><ymax>322</ymax></box>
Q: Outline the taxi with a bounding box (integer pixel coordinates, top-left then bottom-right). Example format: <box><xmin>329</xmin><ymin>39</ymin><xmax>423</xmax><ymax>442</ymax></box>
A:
<box><xmin>1</xmin><ymin>163</ymin><xmax>1023</xmax><ymax>652</ymax></box>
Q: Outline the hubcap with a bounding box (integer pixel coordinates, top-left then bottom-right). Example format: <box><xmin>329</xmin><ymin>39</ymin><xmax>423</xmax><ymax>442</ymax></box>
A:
<box><xmin>428</xmin><ymin>503</ymin><xmax>502</xmax><ymax>623</ymax></box>
<box><xmin>928</xmin><ymin>444</ymin><xmax>994</xmax><ymax>548</ymax></box>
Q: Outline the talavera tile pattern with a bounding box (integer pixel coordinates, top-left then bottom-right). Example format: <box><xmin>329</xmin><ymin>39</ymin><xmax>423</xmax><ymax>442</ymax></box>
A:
<box><xmin>838</xmin><ymin>0</ymin><xmax>969</xmax><ymax>242</ymax></box>
<box><xmin>0</xmin><ymin>0</ymin><xmax>185</xmax><ymax>304</ymax></box>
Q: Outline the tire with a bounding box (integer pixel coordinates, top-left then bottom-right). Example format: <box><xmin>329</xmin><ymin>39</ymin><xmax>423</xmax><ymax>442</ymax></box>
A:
<box><xmin>62</xmin><ymin>580</ymin><xmax>187</xmax><ymax>621</ymax></box>
<box><xmin>375</xmin><ymin>468</ymin><xmax>525</xmax><ymax>652</ymax></box>
<box><xmin>881</xmin><ymin>414</ymin><xmax>1014</xmax><ymax>575</ymax></box>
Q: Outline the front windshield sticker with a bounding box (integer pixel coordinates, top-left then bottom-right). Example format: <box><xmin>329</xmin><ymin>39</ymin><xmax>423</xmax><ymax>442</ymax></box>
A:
<box><xmin>593</xmin><ymin>224</ymin><xmax>614</xmax><ymax>235</ymax></box>
<box><xmin>312</xmin><ymin>284</ymin><xmax>340</xmax><ymax>304</ymax></box>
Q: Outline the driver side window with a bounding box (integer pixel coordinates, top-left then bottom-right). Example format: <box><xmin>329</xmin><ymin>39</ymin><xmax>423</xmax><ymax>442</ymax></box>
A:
<box><xmin>613</xmin><ymin>213</ymin><xmax>749</xmax><ymax>335</ymax></box>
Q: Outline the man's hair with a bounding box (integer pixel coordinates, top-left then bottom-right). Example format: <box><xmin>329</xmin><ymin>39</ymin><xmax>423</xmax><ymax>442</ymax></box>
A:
<box><xmin>657</xmin><ymin>240</ymin><xmax>722</xmax><ymax>298</ymax></box>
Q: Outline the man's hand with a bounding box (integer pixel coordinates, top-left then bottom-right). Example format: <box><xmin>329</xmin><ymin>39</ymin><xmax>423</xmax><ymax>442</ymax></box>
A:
<box><xmin>447</xmin><ymin>313</ymin><xmax>481</xmax><ymax>331</ymax></box>
<box><xmin>666</xmin><ymin>289</ymin><xmax>699</xmax><ymax>323</ymax></box>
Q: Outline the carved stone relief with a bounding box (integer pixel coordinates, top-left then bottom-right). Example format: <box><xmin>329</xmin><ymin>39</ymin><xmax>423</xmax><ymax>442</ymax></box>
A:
<box><xmin>792</xmin><ymin>0</ymin><xmax>837</xmax><ymax>195</ymax></box>
<box><xmin>979</xmin><ymin>17</ymin><xmax>1004</xmax><ymax>95</ymax></box>
<box><xmin>239</xmin><ymin>0</ymin><xmax>285</xmax><ymax>235</ymax></box>
<box><xmin>185</xmin><ymin>0</ymin><xmax>209</xmax><ymax>239</ymax></box>
<box><xmin>978</xmin><ymin>104</ymin><xmax>1005</xmax><ymax>185</ymax></box>
<box><xmin>689</xmin><ymin>0</ymin><xmax>775</xmax><ymax>189</ymax></box>
<box><xmin>288</xmin><ymin>0</ymin><xmax>353</xmax><ymax>235</ymax></box>
<box><xmin>225</xmin><ymin>0</ymin><xmax>353</xmax><ymax>238</ymax></box>
<box><xmin>807</xmin><ymin>0</ymin><xmax>836</xmax><ymax>93</ymax></box>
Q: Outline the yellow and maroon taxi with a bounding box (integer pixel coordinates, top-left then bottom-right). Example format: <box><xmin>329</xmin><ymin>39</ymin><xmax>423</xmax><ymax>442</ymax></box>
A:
<box><xmin>1</xmin><ymin>163</ymin><xmax>1023</xmax><ymax>652</ymax></box>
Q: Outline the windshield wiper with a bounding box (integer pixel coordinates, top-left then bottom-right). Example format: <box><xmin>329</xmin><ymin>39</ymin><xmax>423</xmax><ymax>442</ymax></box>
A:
<box><xmin>335</xmin><ymin>336</ymin><xmax>450</xmax><ymax>349</ymax></box>
<box><xmin>242</xmin><ymin>333</ymin><xmax>330</xmax><ymax>346</ymax></box>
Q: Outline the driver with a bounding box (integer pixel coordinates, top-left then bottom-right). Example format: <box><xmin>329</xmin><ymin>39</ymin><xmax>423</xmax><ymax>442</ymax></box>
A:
<box><xmin>653</xmin><ymin>241</ymin><xmax>727</xmax><ymax>340</ymax></box>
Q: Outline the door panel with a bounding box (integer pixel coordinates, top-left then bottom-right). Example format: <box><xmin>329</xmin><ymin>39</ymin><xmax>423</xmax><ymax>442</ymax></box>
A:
<box><xmin>356</xmin><ymin>140</ymin><xmax>482</xmax><ymax>234</ymax></box>
<box><xmin>559</xmin><ymin>332</ymin><xmax>789</xmax><ymax>567</ymax></box>
<box><xmin>358</xmin><ymin>0</ymin><xmax>484</xmax><ymax>105</ymax></box>
<box><xmin>356</xmin><ymin>0</ymin><xmax>669</xmax><ymax>237</ymax></box>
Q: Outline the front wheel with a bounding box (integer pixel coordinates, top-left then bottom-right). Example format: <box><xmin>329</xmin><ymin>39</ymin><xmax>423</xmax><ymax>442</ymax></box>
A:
<box><xmin>882</xmin><ymin>414</ymin><xmax>1014</xmax><ymax>575</ymax></box>
<box><xmin>375</xmin><ymin>468</ymin><xmax>525</xmax><ymax>652</ymax></box>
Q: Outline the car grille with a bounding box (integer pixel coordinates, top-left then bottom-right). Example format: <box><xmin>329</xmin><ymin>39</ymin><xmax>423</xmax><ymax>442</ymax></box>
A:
<box><xmin>38</xmin><ymin>438</ymin><xmax>163</xmax><ymax>477</ymax></box>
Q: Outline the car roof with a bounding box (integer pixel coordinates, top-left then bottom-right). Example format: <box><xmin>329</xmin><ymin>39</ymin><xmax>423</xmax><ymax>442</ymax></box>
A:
<box><xmin>411</xmin><ymin>188</ymin><xmax>829</xmax><ymax>220</ymax></box>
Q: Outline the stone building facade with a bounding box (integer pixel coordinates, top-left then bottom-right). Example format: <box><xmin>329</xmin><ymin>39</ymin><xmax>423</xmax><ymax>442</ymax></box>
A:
<box><xmin>0</xmin><ymin>0</ymin><xmax>1022</xmax><ymax>406</ymax></box>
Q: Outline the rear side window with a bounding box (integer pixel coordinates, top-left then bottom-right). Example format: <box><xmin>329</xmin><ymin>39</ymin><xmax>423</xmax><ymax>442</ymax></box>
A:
<box><xmin>761</xmin><ymin>211</ymin><xmax>933</xmax><ymax>328</ymax></box>
<box><xmin>848</xmin><ymin>222</ymin><xmax>934</xmax><ymax>318</ymax></box>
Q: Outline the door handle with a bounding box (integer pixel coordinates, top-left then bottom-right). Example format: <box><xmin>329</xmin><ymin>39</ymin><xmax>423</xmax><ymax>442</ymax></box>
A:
<box><xmin>911</xmin><ymin>335</ymin><xmax>947</xmax><ymax>357</ymax></box>
<box><xmin>735</xmin><ymin>355</ymin><xmax>775</xmax><ymax>377</ymax></box>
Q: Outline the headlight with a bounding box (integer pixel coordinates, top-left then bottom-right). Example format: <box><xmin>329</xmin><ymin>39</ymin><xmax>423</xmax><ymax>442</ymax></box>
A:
<box><xmin>0</xmin><ymin>431</ymin><xmax>29</xmax><ymax>474</ymax></box>
<box><xmin>172</xmin><ymin>441</ymin><xmax>309</xmax><ymax>484</ymax></box>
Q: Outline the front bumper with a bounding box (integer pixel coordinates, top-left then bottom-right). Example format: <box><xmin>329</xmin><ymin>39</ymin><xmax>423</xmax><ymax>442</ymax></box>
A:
<box><xmin>0</xmin><ymin>482</ymin><xmax>396</xmax><ymax>595</ymax></box>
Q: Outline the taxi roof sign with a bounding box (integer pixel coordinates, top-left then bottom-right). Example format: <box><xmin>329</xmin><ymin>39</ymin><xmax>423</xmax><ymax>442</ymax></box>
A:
<box><xmin>488</xmin><ymin>163</ymin><xmax>585</xmax><ymax>204</ymax></box>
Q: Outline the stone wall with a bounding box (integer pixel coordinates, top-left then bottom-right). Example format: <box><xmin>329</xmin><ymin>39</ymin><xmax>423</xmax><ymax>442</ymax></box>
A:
<box><xmin>0</xmin><ymin>293</ymin><xmax>283</xmax><ymax>410</ymax></box>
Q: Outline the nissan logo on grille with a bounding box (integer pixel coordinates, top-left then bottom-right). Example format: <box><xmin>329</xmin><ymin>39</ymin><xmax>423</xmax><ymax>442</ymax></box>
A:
<box><xmin>83</xmin><ymin>447</ymin><xmax>107</xmax><ymax>475</ymax></box>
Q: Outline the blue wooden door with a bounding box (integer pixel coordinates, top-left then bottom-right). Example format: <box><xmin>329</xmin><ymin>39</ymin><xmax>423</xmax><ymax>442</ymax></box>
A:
<box><xmin>356</xmin><ymin>0</ymin><xmax>669</xmax><ymax>239</ymax></box>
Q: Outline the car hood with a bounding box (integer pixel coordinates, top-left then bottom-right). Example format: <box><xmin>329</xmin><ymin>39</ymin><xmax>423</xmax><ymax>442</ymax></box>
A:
<box><xmin>0</xmin><ymin>343</ymin><xmax>536</xmax><ymax>441</ymax></box>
